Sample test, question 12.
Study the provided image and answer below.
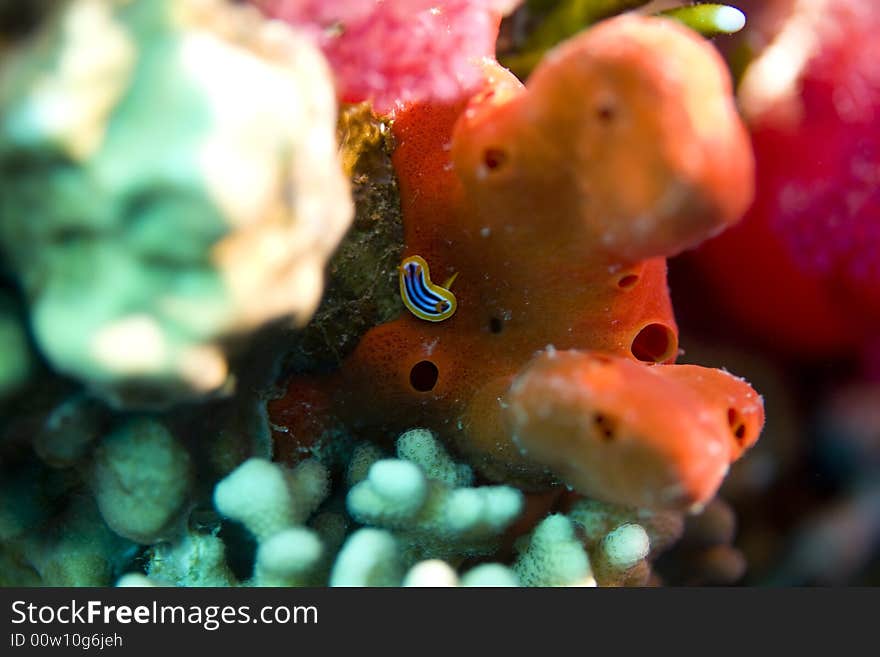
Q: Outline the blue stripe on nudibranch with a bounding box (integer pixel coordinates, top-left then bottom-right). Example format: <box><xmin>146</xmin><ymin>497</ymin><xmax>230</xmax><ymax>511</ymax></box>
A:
<box><xmin>404</xmin><ymin>265</ymin><xmax>444</xmax><ymax>313</ymax></box>
<box><xmin>399</xmin><ymin>255</ymin><xmax>457</xmax><ymax>322</ymax></box>
<box><xmin>404</xmin><ymin>273</ymin><xmax>437</xmax><ymax>314</ymax></box>
<box><xmin>405</xmin><ymin>268</ymin><xmax>441</xmax><ymax>311</ymax></box>
<box><xmin>403</xmin><ymin>268</ymin><xmax>430</xmax><ymax>305</ymax></box>
<box><xmin>412</xmin><ymin>270</ymin><xmax>445</xmax><ymax>309</ymax></box>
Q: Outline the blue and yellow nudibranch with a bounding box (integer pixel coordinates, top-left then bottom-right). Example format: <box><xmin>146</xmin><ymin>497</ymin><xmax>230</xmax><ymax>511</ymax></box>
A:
<box><xmin>399</xmin><ymin>255</ymin><xmax>458</xmax><ymax>322</ymax></box>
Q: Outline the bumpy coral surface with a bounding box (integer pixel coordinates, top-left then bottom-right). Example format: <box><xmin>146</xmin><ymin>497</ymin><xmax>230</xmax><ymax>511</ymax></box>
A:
<box><xmin>694</xmin><ymin>0</ymin><xmax>880</xmax><ymax>356</ymax></box>
<box><xmin>271</xmin><ymin>15</ymin><xmax>763</xmax><ymax>512</ymax></box>
<box><xmin>114</xmin><ymin>427</ymin><xmax>688</xmax><ymax>587</ymax></box>
<box><xmin>0</xmin><ymin>0</ymin><xmax>352</xmax><ymax>406</ymax></box>
<box><xmin>253</xmin><ymin>0</ymin><xmax>519</xmax><ymax>114</ymax></box>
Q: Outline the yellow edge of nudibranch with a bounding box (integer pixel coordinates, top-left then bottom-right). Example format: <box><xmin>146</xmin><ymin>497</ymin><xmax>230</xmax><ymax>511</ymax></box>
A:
<box><xmin>399</xmin><ymin>255</ymin><xmax>458</xmax><ymax>322</ymax></box>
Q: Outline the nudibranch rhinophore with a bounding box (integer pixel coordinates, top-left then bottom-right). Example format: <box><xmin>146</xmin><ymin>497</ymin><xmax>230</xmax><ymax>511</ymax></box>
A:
<box><xmin>270</xmin><ymin>15</ymin><xmax>762</xmax><ymax>512</ymax></box>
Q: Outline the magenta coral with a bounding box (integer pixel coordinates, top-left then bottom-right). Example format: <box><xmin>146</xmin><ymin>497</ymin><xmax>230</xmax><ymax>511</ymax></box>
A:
<box><xmin>254</xmin><ymin>0</ymin><xmax>519</xmax><ymax>114</ymax></box>
<box><xmin>694</xmin><ymin>0</ymin><xmax>880</xmax><ymax>355</ymax></box>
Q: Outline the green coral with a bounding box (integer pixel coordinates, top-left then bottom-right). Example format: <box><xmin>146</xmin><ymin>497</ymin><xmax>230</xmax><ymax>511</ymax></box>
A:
<box><xmin>254</xmin><ymin>528</ymin><xmax>324</xmax><ymax>587</ymax></box>
<box><xmin>330</xmin><ymin>528</ymin><xmax>402</xmax><ymax>587</ymax></box>
<box><xmin>346</xmin><ymin>429</ymin><xmax>524</xmax><ymax>565</ymax></box>
<box><xmin>90</xmin><ymin>417</ymin><xmax>193</xmax><ymax>544</ymax></box>
<box><xmin>458</xmin><ymin>563</ymin><xmax>520</xmax><ymax>587</ymax></box>
<box><xmin>105</xmin><ymin>426</ymin><xmax>691</xmax><ymax>587</ymax></box>
<box><xmin>211</xmin><ymin>458</ymin><xmax>330</xmax><ymax>586</ymax></box>
<box><xmin>0</xmin><ymin>364</ymin><xmax>688</xmax><ymax>589</ymax></box>
<box><xmin>403</xmin><ymin>557</ymin><xmax>520</xmax><ymax>587</ymax></box>
<box><xmin>568</xmin><ymin>498</ymin><xmax>684</xmax><ymax>585</ymax></box>
<box><xmin>213</xmin><ymin>458</ymin><xmax>329</xmax><ymax>542</ymax></box>
<box><xmin>0</xmin><ymin>0</ymin><xmax>352</xmax><ymax>406</ymax></box>
<box><xmin>513</xmin><ymin>514</ymin><xmax>594</xmax><ymax>586</ymax></box>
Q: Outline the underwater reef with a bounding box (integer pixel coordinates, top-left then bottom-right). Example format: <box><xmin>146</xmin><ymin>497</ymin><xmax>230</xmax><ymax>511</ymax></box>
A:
<box><xmin>3</xmin><ymin>0</ymin><xmax>875</xmax><ymax>587</ymax></box>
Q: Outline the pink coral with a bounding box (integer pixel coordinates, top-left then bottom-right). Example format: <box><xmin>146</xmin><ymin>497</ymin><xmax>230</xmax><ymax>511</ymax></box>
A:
<box><xmin>254</xmin><ymin>0</ymin><xmax>518</xmax><ymax>114</ymax></box>
<box><xmin>695</xmin><ymin>0</ymin><xmax>880</xmax><ymax>354</ymax></box>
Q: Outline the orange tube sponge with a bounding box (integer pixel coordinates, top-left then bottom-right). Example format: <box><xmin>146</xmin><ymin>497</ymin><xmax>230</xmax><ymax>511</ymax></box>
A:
<box><xmin>660</xmin><ymin>364</ymin><xmax>764</xmax><ymax>461</ymax></box>
<box><xmin>452</xmin><ymin>15</ymin><xmax>754</xmax><ymax>264</ymax></box>
<box><xmin>504</xmin><ymin>351</ymin><xmax>764</xmax><ymax>510</ymax></box>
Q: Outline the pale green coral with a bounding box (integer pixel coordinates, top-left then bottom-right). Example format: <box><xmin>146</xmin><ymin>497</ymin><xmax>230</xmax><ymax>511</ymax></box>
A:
<box><xmin>401</xmin><ymin>558</ymin><xmax>460</xmax><ymax>586</ymax></box>
<box><xmin>347</xmin><ymin>429</ymin><xmax>524</xmax><ymax>565</ymax></box>
<box><xmin>116</xmin><ymin>573</ymin><xmax>156</xmax><ymax>587</ymax></box>
<box><xmin>513</xmin><ymin>514</ymin><xmax>594</xmax><ymax>587</ymax></box>
<box><xmin>0</xmin><ymin>0</ymin><xmax>352</xmax><ymax>406</ymax></box>
<box><xmin>211</xmin><ymin>457</ymin><xmax>330</xmax><ymax>586</ymax></box>
<box><xmin>568</xmin><ymin>498</ymin><xmax>684</xmax><ymax>557</ymax></box>
<box><xmin>349</xmin><ymin>459</ymin><xmax>428</xmax><ymax>522</ymax></box>
<box><xmin>254</xmin><ymin>527</ymin><xmax>324</xmax><ymax>587</ymax></box>
<box><xmin>0</xmin><ymin>427</ymin><xmax>122</xmax><ymax>586</ymax></box>
<box><xmin>403</xmin><ymin>560</ymin><xmax>520</xmax><ymax>587</ymax></box>
<box><xmin>397</xmin><ymin>427</ymin><xmax>473</xmax><ymax>487</ymax></box>
<box><xmin>90</xmin><ymin>417</ymin><xmax>193</xmax><ymax>544</ymax></box>
<box><xmin>568</xmin><ymin>498</ymin><xmax>683</xmax><ymax>585</ymax></box>
<box><xmin>346</xmin><ymin>442</ymin><xmax>385</xmax><ymax>486</ymax></box>
<box><xmin>96</xmin><ymin>428</ymin><xmax>689</xmax><ymax>588</ymax></box>
<box><xmin>330</xmin><ymin>528</ymin><xmax>402</xmax><ymax>587</ymax></box>
<box><xmin>459</xmin><ymin>563</ymin><xmax>520</xmax><ymax>587</ymax></box>
<box><xmin>213</xmin><ymin>458</ymin><xmax>329</xmax><ymax>543</ymax></box>
<box><xmin>600</xmin><ymin>523</ymin><xmax>650</xmax><ymax>568</ymax></box>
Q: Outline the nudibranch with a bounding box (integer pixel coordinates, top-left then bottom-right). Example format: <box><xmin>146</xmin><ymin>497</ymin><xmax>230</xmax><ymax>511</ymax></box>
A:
<box><xmin>270</xmin><ymin>15</ymin><xmax>762</xmax><ymax>512</ymax></box>
<box><xmin>399</xmin><ymin>256</ymin><xmax>458</xmax><ymax>322</ymax></box>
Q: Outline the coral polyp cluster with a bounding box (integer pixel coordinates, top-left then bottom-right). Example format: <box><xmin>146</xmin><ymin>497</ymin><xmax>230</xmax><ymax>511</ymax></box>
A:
<box><xmin>270</xmin><ymin>14</ymin><xmax>763</xmax><ymax>515</ymax></box>
<box><xmin>126</xmin><ymin>428</ymin><xmax>688</xmax><ymax>587</ymax></box>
